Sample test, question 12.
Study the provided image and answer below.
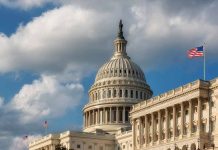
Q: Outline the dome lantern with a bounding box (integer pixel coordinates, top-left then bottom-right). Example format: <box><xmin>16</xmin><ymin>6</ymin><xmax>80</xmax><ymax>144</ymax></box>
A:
<box><xmin>112</xmin><ymin>20</ymin><xmax>128</xmax><ymax>59</ymax></box>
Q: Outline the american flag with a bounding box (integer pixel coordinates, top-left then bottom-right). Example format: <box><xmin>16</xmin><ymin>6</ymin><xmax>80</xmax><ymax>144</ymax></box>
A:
<box><xmin>43</xmin><ymin>120</ymin><xmax>48</xmax><ymax>128</ymax></box>
<box><xmin>187</xmin><ymin>46</ymin><xmax>204</xmax><ymax>58</ymax></box>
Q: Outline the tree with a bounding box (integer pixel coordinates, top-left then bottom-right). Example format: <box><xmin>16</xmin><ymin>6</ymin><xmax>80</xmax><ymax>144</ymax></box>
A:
<box><xmin>55</xmin><ymin>144</ymin><xmax>67</xmax><ymax>150</ymax></box>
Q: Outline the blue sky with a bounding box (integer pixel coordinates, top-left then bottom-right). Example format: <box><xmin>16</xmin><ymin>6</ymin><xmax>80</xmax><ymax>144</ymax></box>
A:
<box><xmin>0</xmin><ymin>0</ymin><xmax>218</xmax><ymax>149</ymax></box>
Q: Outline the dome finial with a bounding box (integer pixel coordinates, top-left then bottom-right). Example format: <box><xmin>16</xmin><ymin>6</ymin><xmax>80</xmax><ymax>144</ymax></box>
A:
<box><xmin>117</xmin><ymin>19</ymin><xmax>125</xmax><ymax>39</ymax></box>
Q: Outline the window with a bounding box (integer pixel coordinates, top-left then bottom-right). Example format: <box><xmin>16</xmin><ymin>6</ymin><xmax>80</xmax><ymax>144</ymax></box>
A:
<box><xmin>88</xmin><ymin>145</ymin><xmax>92</xmax><ymax>149</ymax></box>
<box><xmin>130</xmin><ymin>90</ymin><xmax>133</xmax><ymax>98</ymax></box>
<box><xmin>195</xmin><ymin>106</ymin><xmax>197</xmax><ymax>112</ymax></box>
<box><xmin>185</xmin><ymin>110</ymin><xmax>188</xmax><ymax>115</ymax></box>
<box><xmin>113</xmin><ymin>109</ymin><xmax>116</xmax><ymax>122</ymax></box>
<box><xmin>119</xmin><ymin>110</ymin><xmax>122</xmax><ymax>122</ymax></box>
<box><xmin>123</xmin><ymin>145</ymin><xmax>125</xmax><ymax>149</ymax></box>
<box><xmin>119</xmin><ymin>90</ymin><xmax>122</xmax><ymax>97</ymax></box>
<box><xmin>119</xmin><ymin>69</ymin><xmax>122</xmax><ymax>73</ymax></box>
<box><xmin>136</xmin><ymin>91</ymin><xmax>138</xmax><ymax>99</ymax></box>
<box><xmin>124</xmin><ymin>69</ymin><xmax>126</xmax><ymax>74</ymax></box>
<box><xmin>125</xmin><ymin>110</ymin><xmax>129</xmax><ymax>121</ymax></box>
<box><xmin>125</xmin><ymin>90</ymin><xmax>128</xmax><ymax>97</ymax></box>
<box><xmin>77</xmin><ymin>144</ymin><xmax>80</xmax><ymax>149</ymax></box>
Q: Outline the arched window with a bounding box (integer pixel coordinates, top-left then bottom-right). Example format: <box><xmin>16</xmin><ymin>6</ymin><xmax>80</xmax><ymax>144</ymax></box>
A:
<box><xmin>125</xmin><ymin>90</ymin><xmax>128</xmax><ymax>97</ymax></box>
<box><xmin>130</xmin><ymin>90</ymin><xmax>133</xmax><ymax>98</ymax></box>
<box><xmin>136</xmin><ymin>91</ymin><xmax>138</xmax><ymax>99</ymax></box>
<box><xmin>119</xmin><ymin>89</ymin><xmax>122</xmax><ymax>97</ymax></box>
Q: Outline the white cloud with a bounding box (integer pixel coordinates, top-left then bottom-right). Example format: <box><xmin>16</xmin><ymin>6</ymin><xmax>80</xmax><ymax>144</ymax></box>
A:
<box><xmin>9</xmin><ymin>74</ymin><xmax>84</xmax><ymax>123</ymax></box>
<box><xmin>9</xmin><ymin>134</ymin><xmax>41</xmax><ymax>150</ymax></box>
<box><xmin>0</xmin><ymin>5</ymin><xmax>113</xmax><ymax>75</ymax></box>
<box><xmin>0</xmin><ymin>0</ymin><xmax>55</xmax><ymax>10</ymax></box>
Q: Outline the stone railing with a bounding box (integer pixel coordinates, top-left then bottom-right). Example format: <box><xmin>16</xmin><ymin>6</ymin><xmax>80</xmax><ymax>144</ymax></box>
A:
<box><xmin>29</xmin><ymin>134</ymin><xmax>59</xmax><ymax>146</ymax></box>
<box><xmin>132</xmin><ymin>79</ymin><xmax>209</xmax><ymax>111</ymax></box>
<box><xmin>59</xmin><ymin>130</ymin><xmax>114</xmax><ymax>138</ymax></box>
<box><xmin>210</xmin><ymin>77</ymin><xmax>218</xmax><ymax>88</ymax></box>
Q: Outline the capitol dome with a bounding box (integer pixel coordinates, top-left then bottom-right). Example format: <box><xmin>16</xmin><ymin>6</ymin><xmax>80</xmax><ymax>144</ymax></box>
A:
<box><xmin>83</xmin><ymin>20</ymin><xmax>152</xmax><ymax>134</ymax></box>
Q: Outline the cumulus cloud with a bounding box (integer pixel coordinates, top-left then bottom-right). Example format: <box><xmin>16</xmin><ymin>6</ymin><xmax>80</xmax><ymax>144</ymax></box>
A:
<box><xmin>0</xmin><ymin>0</ymin><xmax>55</xmax><ymax>10</ymax></box>
<box><xmin>0</xmin><ymin>74</ymin><xmax>84</xmax><ymax>149</ymax></box>
<box><xmin>9</xmin><ymin>74</ymin><xmax>84</xmax><ymax>123</ymax></box>
<box><xmin>0</xmin><ymin>5</ymin><xmax>115</xmax><ymax>75</ymax></box>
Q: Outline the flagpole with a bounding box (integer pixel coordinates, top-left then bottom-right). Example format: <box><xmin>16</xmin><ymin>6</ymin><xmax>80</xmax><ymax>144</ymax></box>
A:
<box><xmin>203</xmin><ymin>43</ymin><xmax>206</xmax><ymax>80</ymax></box>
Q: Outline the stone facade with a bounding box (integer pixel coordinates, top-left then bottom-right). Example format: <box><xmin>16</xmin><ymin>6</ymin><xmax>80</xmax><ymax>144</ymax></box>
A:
<box><xmin>29</xmin><ymin>21</ymin><xmax>218</xmax><ymax>150</ymax></box>
<box><xmin>131</xmin><ymin>78</ymin><xmax>218</xmax><ymax>150</ymax></box>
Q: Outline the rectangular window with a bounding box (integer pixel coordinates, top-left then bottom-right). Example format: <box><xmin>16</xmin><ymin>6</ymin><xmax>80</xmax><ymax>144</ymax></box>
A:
<box><xmin>130</xmin><ymin>90</ymin><xmax>133</xmax><ymax>98</ymax></box>
<box><xmin>136</xmin><ymin>91</ymin><xmax>138</xmax><ymax>99</ymax></box>
<box><xmin>119</xmin><ymin>110</ymin><xmax>122</xmax><ymax>122</ymax></box>
<box><xmin>125</xmin><ymin>90</ymin><xmax>128</xmax><ymax>97</ymax></box>
<box><xmin>119</xmin><ymin>90</ymin><xmax>122</xmax><ymax>97</ymax></box>
<box><xmin>125</xmin><ymin>110</ymin><xmax>129</xmax><ymax>121</ymax></box>
<box><xmin>77</xmin><ymin>144</ymin><xmax>80</xmax><ymax>149</ymax></box>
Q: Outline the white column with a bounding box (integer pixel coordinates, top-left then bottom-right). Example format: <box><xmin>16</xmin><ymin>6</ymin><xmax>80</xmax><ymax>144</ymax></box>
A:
<box><xmin>133</xmin><ymin>119</ymin><xmax>136</xmax><ymax>150</ymax></box>
<box><xmin>151</xmin><ymin>113</ymin><xmax>154</xmax><ymax>145</ymax></box>
<box><xmin>105</xmin><ymin>108</ymin><xmax>108</xmax><ymax>124</ymax></box>
<box><xmin>181</xmin><ymin>102</ymin><xmax>184</xmax><ymax>138</ymax></box>
<box><xmin>110</xmin><ymin>107</ymin><xmax>112</xmax><ymax>123</ymax></box>
<box><xmin>197</xmin><ymin>97</ymin><xmax>202</xmax><ymax>135</ymax></box>
<box><xmin>89</xmin><ymin>111</ymin><xmax>91</xmax><ymax>126</ymax></box>
<box><xmin>123</xmin><ymin>106</ymin><xmax>125</xmax><ymax>123</ymax></box>
<box><xmin>103</xmin><ymin>107</ymin><xmax>105</xmax><ymax>124</ymax></box>
<box><xmin>116</xmin><ymin>107</ymin><xmax>119</xmax><ymax>123</ymax></box>
<box><xmin>92</xmin><ymin>110</ymin><xmax>95</xmax><ymax>125</ymax></box>
<box><xmin>165</xmin><ymin>108</ymin><xmax>168</xmax><ymax>143</ymax></box>
<box><xmin>158</xmin><ymin>110</ymin><xmax>161</xmax><ymax>143</ymax></box>
<box><xmin>173</xmin><ymin>105</ymin><xmax>176</xmax><ymax>140</ymax></box>
<box><xmin>189</xmin><ymin>100</ymin><xmax>192</xmax><ymax>137</ymax></box>
<box><xmin>139</xmin><ymin>117</ymin><xmax>142</xmax><ymax>147</ymax></box>
<box><xmin>144</xmin><ymin>115</ymin><xmax>147</xmax><ymax>147</ymax></box>
<box><xmin>97</xmin><ymin>109</ymin><xmax>100</xmax><ymax>124</ymax></box>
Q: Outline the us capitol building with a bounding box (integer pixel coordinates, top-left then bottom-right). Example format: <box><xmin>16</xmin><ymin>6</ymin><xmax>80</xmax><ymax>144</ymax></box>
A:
<box><xmin>29</xmin><ymin>21</ymin><xmax>218</xmax><ymax>150</ymax></box>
